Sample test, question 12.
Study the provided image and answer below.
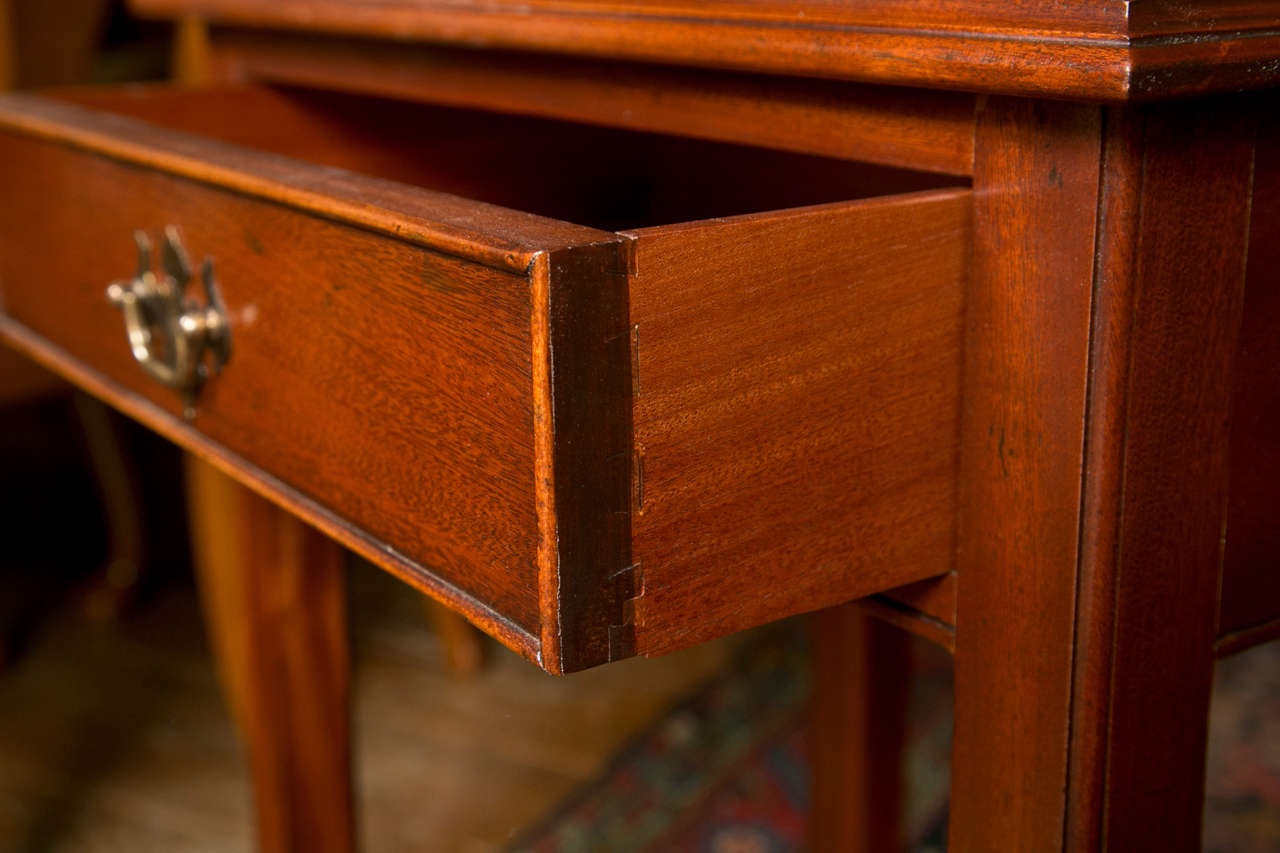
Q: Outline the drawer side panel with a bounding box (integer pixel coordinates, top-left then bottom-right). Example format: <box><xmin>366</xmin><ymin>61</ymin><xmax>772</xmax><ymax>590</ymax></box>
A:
<box><xmin>0</xmin><ymin>129</ymin><xmax>544</xmax><ymax>636</ymax></box>
<box><xmin>627</xmin><ymin>190</ymin><xmax>969</xmax><ymax>655</ymax></box>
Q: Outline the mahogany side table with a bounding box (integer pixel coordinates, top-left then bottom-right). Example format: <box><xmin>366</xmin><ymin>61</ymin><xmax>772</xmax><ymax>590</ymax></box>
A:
<box><xmin>0</xmin><ymin>2</ymin><xmax>1276</xmax><ymax>850</ymax></box>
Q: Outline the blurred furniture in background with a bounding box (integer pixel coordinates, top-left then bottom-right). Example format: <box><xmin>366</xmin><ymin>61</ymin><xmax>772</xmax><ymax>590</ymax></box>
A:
<box><xmin>0</xmin><ymin>0</ymin><xmax>110</xmax><ymax>91</ymax></box>
<box><xmin>0</xmin><ymin>0</ymin><xmax>150</xmax><ymax>649</ymax></box>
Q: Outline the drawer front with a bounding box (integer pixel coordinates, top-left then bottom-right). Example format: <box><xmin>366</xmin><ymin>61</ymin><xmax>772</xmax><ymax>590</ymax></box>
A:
<box><xmin>0</xmin><ymin>93</ymin><xmax>629</xmax><ymax>668</ymax></box>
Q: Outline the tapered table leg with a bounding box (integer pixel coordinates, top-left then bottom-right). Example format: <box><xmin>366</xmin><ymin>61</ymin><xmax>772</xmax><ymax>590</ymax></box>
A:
<box><xmin>950</xmin><ymin>97</ymin><xmax>1255</xmax><ymax>850</ymax></box>
<box><xmin>811</xmin><ymin>602</ymin><xmax>910</xmax><ymax>853</ymax></box>
<box><xmin>185</xmin><ymin>454</ymin><xmax>354</xmax><ymax>853</ymax></box>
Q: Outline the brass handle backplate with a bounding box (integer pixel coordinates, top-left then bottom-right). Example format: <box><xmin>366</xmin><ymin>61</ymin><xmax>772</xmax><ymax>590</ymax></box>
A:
<box><xmin>106</xmin><ymin>226</ymin><xmax>232</xmax><ymax>419</ymax></box>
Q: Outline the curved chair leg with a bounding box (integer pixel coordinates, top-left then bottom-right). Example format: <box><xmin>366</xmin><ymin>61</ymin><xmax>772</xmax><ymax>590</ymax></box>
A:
<box><xmin>810</xmin><ymin>602</ymin><xmax>911</xmax><ymax>853</ymax></box>
<box><xmin>71</xmin><ymin>394</ymin><xmax>145</xmax><ymax>623</ymax></box>
<box><xmin>185</xmin><ymin>454</ymin><xmax>354</xmax><ymax>853</ymax></box>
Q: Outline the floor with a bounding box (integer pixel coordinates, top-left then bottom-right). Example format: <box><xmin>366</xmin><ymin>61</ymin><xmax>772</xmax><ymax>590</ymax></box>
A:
<box><xmin>0</xmin><ymin>547</ymin><xmax>1274</xmax><ymax>851</ymax></box>
<box><xmin>0</xmin><ymin>559</ymin><xmax>742</xmax><ymax>852</ymax></box>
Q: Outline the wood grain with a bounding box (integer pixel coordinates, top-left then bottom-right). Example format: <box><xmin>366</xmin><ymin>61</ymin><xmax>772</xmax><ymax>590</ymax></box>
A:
<box><xmin>1220</xmin><ymin>101</ymin><xmax>1280</xmax><ymax>641</ymax></box>
<box><xmin>625</xmin><ymin>189</ymin><xmax>969</xmax><ymax>656</ymax></box>
<box><xmin>0</xmin><ymin>317</ymin><xmax>546</xmax><ymax>666</ymax></box>
<box><xmin>532</xmin><ymin>244</ymin><xmax>633</xmax><ymax>673</ymax></box>
<box><xmin>949</xmin><ymin>99</ymin><xmax>1102</xmax><ymax>851</ymax></box>
<box><xmin>0</xmin><ymin>92</ymin><xmax>612</xmax><ymax>271</ymax></box>
<box><xmin>129</xmin><ymin>0</ymin><xmax>1280</xmax><ymax>99</ymax></box>
<box><xmin>1067</xmin><ymin>99</ymin><xmax>1255</xmax><ymax>851</ymax></box>
<box><xmin>0</xmin><ymin>122</ymin><xmax>551</xmax><ymax>642</ymax></box>
<box><xmin>137</xmin><ymin>0</ymin><xmax>1140</xmax><ymax>40</ymax></box>
<box><xmin>186</xmin><ymin>454</ymin><xmax>354</xmax><ymax>853</ymax></box>
<box><xmin>207</xmin><ymin>30</ymin><xmax>977</xmax><ymax>177</ymax></box>
<box><xmin>0</xmin><ymin>84</ymin><xmax>973</xmax><ymax>671</ymax></box>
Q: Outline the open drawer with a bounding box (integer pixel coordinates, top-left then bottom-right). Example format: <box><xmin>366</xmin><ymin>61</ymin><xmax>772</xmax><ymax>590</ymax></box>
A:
<box><xmin>0</xmin><ymin>85</ymin><xmax>969</xmax><ymax>672</ymax></box>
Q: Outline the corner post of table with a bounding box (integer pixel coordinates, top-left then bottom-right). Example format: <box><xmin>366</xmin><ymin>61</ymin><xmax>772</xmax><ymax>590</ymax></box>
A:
<box><xmin>951</xmin><ymin>96</ymin><xmax>1257</xmax><ymax>850</ymax></box>
<box><xmin>184</xmin><ymin>454</ymin><xmax>355</xmax><ymax>853</ymax></box>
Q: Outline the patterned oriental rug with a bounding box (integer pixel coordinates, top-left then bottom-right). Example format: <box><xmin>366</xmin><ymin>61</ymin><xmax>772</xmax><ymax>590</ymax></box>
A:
<box><xmin>511</xmin><ymin>623</ymin><xmax>1279</xmax><ymax>853</ymax></box>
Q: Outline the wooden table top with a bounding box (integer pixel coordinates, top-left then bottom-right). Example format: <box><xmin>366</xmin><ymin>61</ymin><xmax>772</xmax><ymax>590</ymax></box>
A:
<box><xmin>130</xmin><ymin>0</ymin><xmax>1280</xmax><ymax>100</ymax></box>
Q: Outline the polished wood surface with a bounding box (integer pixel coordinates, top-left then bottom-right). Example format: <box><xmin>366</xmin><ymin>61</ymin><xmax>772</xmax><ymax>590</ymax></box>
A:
<box><xmin>0</xmin><ymin>92</ymin><xmax>609</xmax><ymax>270</ymax></box>
<box><xmin>1221</xmin><ymin>104</ymin><xmax>1280</xmax><ymax>642</ymax></box>
<box><xmin>858</xmin><ymin>574</ymin><xmax>957</xmax><ymax>653</ymax></box>
<box><xmin>0</xmin><ymin>106</ymin><xmax>554</xmax><ymax>658</ymax></box>
<box><xmin>949</xmin><ymin>94</ymin><xmax>1265</xmax><ymax>851</ymax></box>
<box><xmin>1066</xmin><ymin>99</ymin><xmax>1254</xmax><ymax>851</ymax></box>
<box><xmin>0</xmin><ymin>84</ymin><xmax>966</xmax><ymax>672</ymax></box>
<box><xmin>950</xmin><ymin>98</ymin><xmax>1102</xmax><ymax>851</ymax></box>
<box><xmin>626</xmin><ymin>190</ymin><xmax>968</xmax><ymax>655</ymax></box>
<box><xmin>204</xmin><ymin>31</ymin><xmax>977</xmax><ymax>176</ymax></box>
<box><xmin>3</xmin><ymin>4</ymin><xmax>1278</xmax><ymax>849</ymax></box>
<box><xmin>130</xmin><ymin>0</ymin><xmax>1280</xmax><ymax>99</ymax></box>
<box><xmin>186</xmin><ymin>455</ymin><xmax>354</xmax><ymax>853</ymax></box>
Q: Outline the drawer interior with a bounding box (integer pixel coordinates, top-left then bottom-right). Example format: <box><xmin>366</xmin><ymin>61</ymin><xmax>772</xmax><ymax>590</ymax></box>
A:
<box><xmin>53</xmin><ymin>84</ymin><xmax>964</xmax><ymax>232</ymax></box>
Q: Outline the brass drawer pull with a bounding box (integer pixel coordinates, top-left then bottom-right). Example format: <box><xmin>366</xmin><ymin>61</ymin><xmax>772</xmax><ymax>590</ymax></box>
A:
<box><xmin>106</xmin><ymin>227</ymin><xmax>232</xmax><ymax>418</ymax></box>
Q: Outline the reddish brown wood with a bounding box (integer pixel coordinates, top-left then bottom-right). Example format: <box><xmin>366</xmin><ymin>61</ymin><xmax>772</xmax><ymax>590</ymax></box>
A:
<box><xmin>2</xmin><ymin>5</ymin><xmax>1274</xmax><ymax>845</ymax></box>
<box><xmin>530</xmin><ymin>243</ymin><xmax>633</xmax><ymax>672</ymax></box>
<box><xmin>950</xmin><ymin>98</ymin><xmax>1102</xmax><ymax>851</ymax></box>
<box><xmin>0</xmin><ymin>92</ymin><xmax>611</xmax><ymax>270</ymax></box>
<box><xmin>858</xmin><ymin>572</ymin><xmax>957</xmax><ymax>653</ymax></box>
<box><xmin>1</xmin><ymin>317</ymin><xmax>549</xmax><ymax>662</ymax></box>
<box><xmin>811</xmin><ymin>602</ymin><xmax>911</xmax><ymax>853</ymax></box>
<box><xmin>0</xmin><ymin>342</ymin><xmax>63</xmax><ymax>404</ymax></box>
<box><xmin>1216</xmin><ymin>616</ymin><xmax>1280</xmax><ymax>658</ymax></box>
<box><xmin>7</xmin><ymin>0</ymin><xmax>109</xmax><ymax>89</ymax></box>
<box><xmin>185</xmin><ymin>454</ymin><xmax>354</xmax><ymax>853</ymax></box>
<box><xmin>880</xmin><ymin>573</ymin><xmax>956</xmax><ymax>627</ymax></box>
<box><xmin>854</xmin><ymin>597</ymin><xmax>954</xmax><ymax>653</ymax></box>
<box><xmin>173</xmin><ymin>12</ymin><xmax>212</xmax><ymax>85</ymax></box>
<box><xmin>0</xmin><ymin>0</ymin><xmax>12</xmax><ymax>92</ymax></box>
<box><xmin>0</xmin><ymin>115</ymin><xmax>552</xmax><ymax>645</ymax></box>
<box><xmin>1067</xmin><ymin>100</ymin><xmax>1255</xmax><ymax>852</ymax></box>
<box><xmin>135</xmin><ymin>0</ymin><xmax>1184</xmax><ymax>40</ymax></box>
<box><xmin>423</xmin><ymin>599</ymin><xmax>487</xmax><ymax>677</ymax></box>
<box><xmin>952</xmin><ymin>94</ymin><xmax>1257</xmax><ymax>852</ymax></box>
<box><xmin>52</xmin><ymin>84</ymin><xmax>957</xmax><ymax>231</ymax></box>
<box><xmin>206</xmin><ymin>31</ymin><xmax>977</xmax><ymax>176</ymax></box>
<box><xmin>129</xmin><ymin>0</ymin><xmax>1280</xmax><ymax>99</ymax></box>
<box><xmin>0</xmin><ymin>85</ymin><xmax>968</xmax><ymax>672</ymax></box>
<box><xmin>625</xmin><ymin>190</ymin><xmax>968</xmax><ymax>656</ymax></box>
<box><xmin>1220</xmin><ymin>103</ymin><xmax>1280</xmax><ymax>640</ymax></box>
